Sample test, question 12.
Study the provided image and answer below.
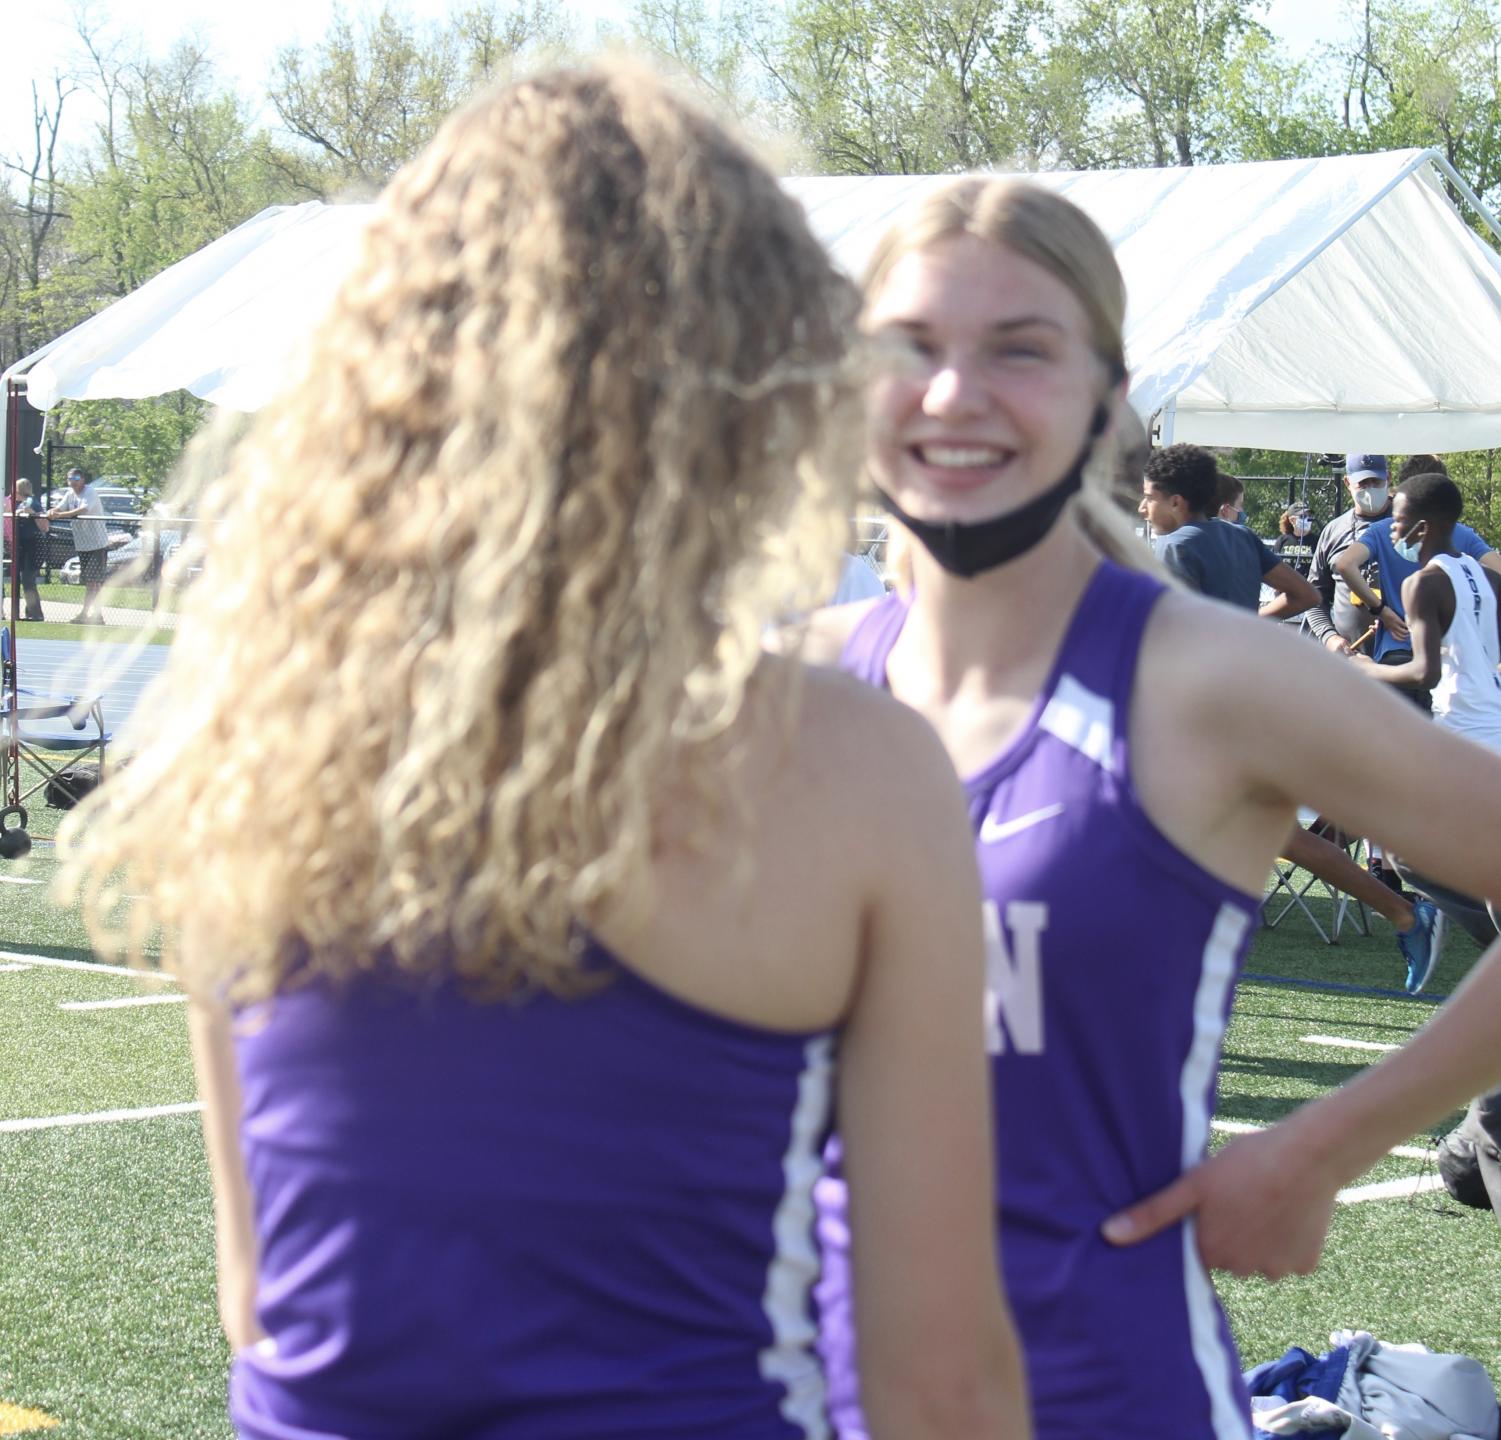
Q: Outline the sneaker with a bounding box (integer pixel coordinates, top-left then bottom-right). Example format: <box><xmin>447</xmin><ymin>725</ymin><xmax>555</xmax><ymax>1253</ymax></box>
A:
<box><xmin>1397</xmin><ymin>898</ymin><xmax>1445</xmax><ymax>994</ymax></box>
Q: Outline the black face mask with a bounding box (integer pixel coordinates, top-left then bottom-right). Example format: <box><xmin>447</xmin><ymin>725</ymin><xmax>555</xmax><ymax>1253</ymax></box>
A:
<box><xmin>876</xmin><ymin>401</ymin><xmax>1111</xmax><ymax>580</ymax></box>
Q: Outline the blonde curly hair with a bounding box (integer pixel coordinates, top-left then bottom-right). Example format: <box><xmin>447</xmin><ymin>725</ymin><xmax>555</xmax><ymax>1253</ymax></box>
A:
<box><xmin>58</xmin><ymin>63</ymin><xmax>863</xmax><ymax>1000</ymax></box>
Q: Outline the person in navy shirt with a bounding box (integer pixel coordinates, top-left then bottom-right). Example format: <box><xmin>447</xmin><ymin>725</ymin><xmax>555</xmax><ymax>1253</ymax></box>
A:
<box><xmin>1141</xmin><ymin>443</ymin><xmax>1317</xmax><ymax>618</ymax></box>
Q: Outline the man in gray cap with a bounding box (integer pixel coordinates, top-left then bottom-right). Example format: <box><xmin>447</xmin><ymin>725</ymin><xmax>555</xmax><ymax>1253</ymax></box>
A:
<box><xmin>1306</xmin><ymin>453</ymin><xmax>1395</xmax><ymax>656</ymax></box>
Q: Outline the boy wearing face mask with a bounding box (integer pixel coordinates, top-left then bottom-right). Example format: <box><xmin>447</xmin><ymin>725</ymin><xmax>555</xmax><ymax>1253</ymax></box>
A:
<box><xmin>1334</xmin><ymin>458</ymin><xmax>1498</xmax><ymax>704</ymax></box>
<box><xmin>1216</xmin><ymin>472</ymin><xmax>1248</xmax><ymax>526</ymax></box>
<box><xmin>1354</xmin><ymin>473</ymin><xmax>1501</xmax><ymax>747</ymax></box>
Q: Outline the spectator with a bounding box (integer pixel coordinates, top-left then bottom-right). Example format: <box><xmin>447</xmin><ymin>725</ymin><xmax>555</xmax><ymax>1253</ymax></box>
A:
<box><xmin>1215</xmin><ymin>471</ymin><xmax>1247</xmax><ymax>525</ymax></box>
<box><xmin>1396</xmin><ymin>452</ymin><xmax>1448</xmax><ymax>485</ymax></box>
<box><xmin>10</xmin><ymin>479</ymin><xmax>48</xmax><ymax>621</ymax></box>
<box><xmin>1149</xmin><ymin>472</ymin><xmax>1444</xmax><ymax>992</ymax></box>
<box><xmin>1306</xmin><ymin>453</ymin><xmax>1393</xmax><ymax>657</ymax></box>
<box><xmin>1308</xmin><ymin>452</ymin><xmax>1500</xmax><ymax>659</ymax></box>
<box><xmin>1333</xmin><ymin>470</ymin><xmax>1496</xmax><ymax>704</ymax></box>
<box><xmin>1272</xmin><ymin>501</ymin><xmax>1315</xmax><ymax>579</ymax></box>
<box><xmin>1140</xmin><ymin>443</ymin><xmax>1317</xmax><ymax>618</ymax></box>
<box><xmin>47</xmin><ymin>468</ymin><xmax>108</xmax><ymax>625</ymax></box>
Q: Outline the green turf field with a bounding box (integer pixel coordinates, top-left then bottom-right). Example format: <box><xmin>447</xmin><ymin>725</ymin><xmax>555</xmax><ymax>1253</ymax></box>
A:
<box><xmin>0</xmin><ymin>856</ymin><xmax>1496</xmax><ymax>1438</ymax></box>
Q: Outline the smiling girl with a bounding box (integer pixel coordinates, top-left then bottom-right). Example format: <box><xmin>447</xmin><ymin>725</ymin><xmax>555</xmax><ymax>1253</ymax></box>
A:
<box><xmin>803</xmin><ymin>177</ymin><xmax>1501</xmax><ymax>1440</ymax></box>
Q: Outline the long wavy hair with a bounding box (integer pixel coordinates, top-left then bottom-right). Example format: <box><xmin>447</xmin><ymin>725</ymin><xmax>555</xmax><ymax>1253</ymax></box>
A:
<box><xmin>861</xmin><ymin>177</ymin><xmax>1158</xmax><ymax>574</ymax></box>
<box><xmin>57</xmin><ymin>64</ymin><xmax>863</xmax><ymax>1000</ymax></box>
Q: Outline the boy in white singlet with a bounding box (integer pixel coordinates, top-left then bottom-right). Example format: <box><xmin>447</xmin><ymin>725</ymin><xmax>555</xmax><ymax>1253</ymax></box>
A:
<box><xmin>1356</xmin><ymin>471</ymin><xmax>1501</xmax><ymax>751</ymax></box>
<box><xmin>1355</xmin><ymin>471</ymin><xmax>1501</xmax><ymax>976</ymax></box>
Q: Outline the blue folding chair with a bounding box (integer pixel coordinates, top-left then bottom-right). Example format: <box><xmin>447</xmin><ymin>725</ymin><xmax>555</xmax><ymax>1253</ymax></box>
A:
<box><xmin>0</xmin><ymin>627</ymin><xmax>111</xmax><ymax>819</ymax></box>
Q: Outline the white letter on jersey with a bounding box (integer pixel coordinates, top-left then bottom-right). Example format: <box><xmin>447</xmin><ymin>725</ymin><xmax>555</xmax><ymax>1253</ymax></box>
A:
<box><xmin>983</xmin><ymin>901</ymin><xmax>1048</xmax><ymax>1056</ymax></box>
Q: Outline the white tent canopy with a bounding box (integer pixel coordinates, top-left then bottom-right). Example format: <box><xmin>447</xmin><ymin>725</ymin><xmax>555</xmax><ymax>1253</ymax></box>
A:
<box><xmin>11</xmin><ymin>147</ymin><xmax>1501</xmax><ymax>453</ymax></box>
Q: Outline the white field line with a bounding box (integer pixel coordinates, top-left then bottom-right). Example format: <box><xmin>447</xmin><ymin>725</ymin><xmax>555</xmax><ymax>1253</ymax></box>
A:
<box><xmin>1302</xmin><ymin>1034</ymin><xmax>1400</xmax><ymax>1054</ymax></box>
<box><xmin>0</xmin><ymin>962</ymin><xmax>30</xmax><ymax>972</ymax></box>
<box><xmin>1337</xmin><ymin>1174</ymin><xmax>1447</xmax><ymax>1204</ymax></box>
<box><xmin>0</xmin><ymin>874</ymin><xmax>45</xmax><ymax>885</ymax></box>
<box><xmin>0</xmin><ymin>949</ymin><xmax>177</xmax><ymax>983</ymax></box>
<box><xmin>60</xmin><ymin>994</ymin><xmax>189</xmax><ymax>1011</ymax></box>
<box><xmin>1212</xmin><ymin>1118</ymin><xmax>1434</xmax><ymax>1162</ymax></box>
<box><xmin>0</xmin><ymin>1100</ymin><xmax>202</xmax><ymax>1135</ymax></box>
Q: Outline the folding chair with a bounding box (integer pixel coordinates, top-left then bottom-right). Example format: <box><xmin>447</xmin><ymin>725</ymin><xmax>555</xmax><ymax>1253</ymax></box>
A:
<box><xmin>0</xmin><ymin>628</ymin><xmax>111</xmax><ymax>819</ymax></box>
<box><xmin>1261</xmin><ymin>810</ymin><xmax>1372</xmax><ymax>943</ymax></box>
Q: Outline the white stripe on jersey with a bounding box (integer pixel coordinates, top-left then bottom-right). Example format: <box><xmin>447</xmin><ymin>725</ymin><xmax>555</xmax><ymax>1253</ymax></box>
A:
<box><xmin>1039</xmin><ymin>673</ymin><xmax>1116</xmax><ymax>771</ymax></box>
<box><xmin>1179</xmin><ymin>902</ymin><xmax>1253</xmax><ymax>1440</ymax></box>
<box><xmin>759</xmin><ymin>1034</ymin><xmax>836</xmax><ymax>1439</ymax></box>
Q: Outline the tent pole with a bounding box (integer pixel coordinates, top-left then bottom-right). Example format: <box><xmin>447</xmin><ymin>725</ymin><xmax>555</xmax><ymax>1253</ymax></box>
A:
<box><xmin>1158</xmin><ymin>399</ymin><xmax>1177</xmax><ymax>447</ymax></box>
<box><xmin>1424</xmin><ymin>150</ymin><xmax>1501</xmax><ymax>249</ymax></box>
<box><xmin>4</xmin><ymin>382</ymin><xmax>21</xmax><ymax>809</ymax></box>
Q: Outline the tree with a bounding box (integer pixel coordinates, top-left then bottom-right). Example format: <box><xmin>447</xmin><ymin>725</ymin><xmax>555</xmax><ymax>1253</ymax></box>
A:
<box><xmin>1060</xmin><ymin>0</ymin><xmax>1281</xmax><ymax>166</ymax></box>
<box><xmin>268</xmin><ymin>2</ymin><xmax>572</xmax><ymax>196</ymax></box>
<box><xmin>628</xmin><ymin>0</ymin><xmax>767</xmax><ymax>123</ymax></box>
<box><xmin>1338</xmin><ymin>0</ymin><xmax>1501</xmax><ymax>206</ymax></box>
<box><xmin>0</xmin><ymin>78</ymin><xmax>82</xmax><ymax>369</ymax></box>
<box><xmin>747</xmin><ymin>0</ymin><xmax>1054</xmax><ymax>174</ymax></box>
<box><xmin>67</xmin><ymin>42</ymin><xmax>289</xmax><ymax>295</ymax></box>
<box><xmin>52</xmin><ymin>394</ymin><xmax>210</xmax><ymax>500</ymax></box>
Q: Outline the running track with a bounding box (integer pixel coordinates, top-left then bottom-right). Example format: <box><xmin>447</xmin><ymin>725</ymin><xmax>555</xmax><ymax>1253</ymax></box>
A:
<box><xmin>14</xmin><ymin>637</ymin><xmax>169</xmax><ymax>750</ymax></box>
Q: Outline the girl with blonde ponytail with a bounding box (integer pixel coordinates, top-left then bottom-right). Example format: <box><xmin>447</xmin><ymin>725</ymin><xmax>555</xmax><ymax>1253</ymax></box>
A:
<box><xmin>804</xmin><ymin>176</ymin><xmax>1501</xmax><ymax>1440</ymax></box>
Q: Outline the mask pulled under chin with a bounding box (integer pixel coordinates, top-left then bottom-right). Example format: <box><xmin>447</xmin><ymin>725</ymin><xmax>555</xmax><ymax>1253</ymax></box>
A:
<box><xmin>1394</xmin><ymin>531</ymin><xmax>1424</xmax><ymax>563</ymax></box>
<box><xmin>876</xmin><ymin>404</ymin><xmax>1108</xmax><ymax>580</ymax></box>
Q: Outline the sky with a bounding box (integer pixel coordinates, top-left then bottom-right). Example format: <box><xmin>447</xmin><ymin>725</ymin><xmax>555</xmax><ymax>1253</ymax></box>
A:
<box><xmin>2</xmin><ymin>0</ymin><xmax>1361</xmax><ymax>167</ymax></box>
<box><xmin>1</xmin><ymin>0</ymin><xmax>630</xmax><ymax>163</ymax></box>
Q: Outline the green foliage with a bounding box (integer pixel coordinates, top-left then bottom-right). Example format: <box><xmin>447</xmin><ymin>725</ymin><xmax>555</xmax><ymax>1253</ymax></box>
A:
<box><xmin>5</xmin><ymin>0</ymin><xmax>1501</xmax><ymax>501</ymax></box>
<box><xmin>1061</xmin><ymin>0</ymin><xmax>1272</xmax><ymax>165</ymax></box>
<box><xmin>1218</xmin><ymin>446</ymin><xmax>1501</xmax><ymax>546</ymax></box>
<box><xmin>268</xmin><ymin>2</ymin><xmax>574</xmax><ymax>195</ymax></box>
<box><xmin>1339</xmin><ymin>0</ymin><xmax>1501</xmax><ymax>205</ymax></box>
<box><xmin>744</xmin><ymin>0</ymin><xmax>1054</xmax><ymax>174</ymax></box>
<box><xmin>50</xmin><ymin>393</ymin><xmax>209</xmax><ymax>501</ymax></box>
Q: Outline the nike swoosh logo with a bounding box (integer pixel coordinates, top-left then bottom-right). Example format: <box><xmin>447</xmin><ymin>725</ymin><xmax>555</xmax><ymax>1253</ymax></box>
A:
<box><xmin>979</xmin><ymin>804</ymin><xmax>1065</xmax><ymax>844</ymax></box>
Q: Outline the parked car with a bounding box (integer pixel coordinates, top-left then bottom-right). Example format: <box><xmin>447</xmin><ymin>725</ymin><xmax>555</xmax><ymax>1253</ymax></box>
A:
<box><xmin>58</xmin><ymin>527</ymin><xmax>188</xmax><ymax>585</ymax></box>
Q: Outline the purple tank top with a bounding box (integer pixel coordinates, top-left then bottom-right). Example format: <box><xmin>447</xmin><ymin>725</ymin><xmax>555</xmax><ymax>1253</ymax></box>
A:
<box><xmin>231</xmin><ymin>950</ymin><xmax>837</xmax><ymax>1439</ymax></box>
<box><xmin>819</xmin><ymin>561</ymin><xmax>1257</xmax><ymax>1440</ymax></box>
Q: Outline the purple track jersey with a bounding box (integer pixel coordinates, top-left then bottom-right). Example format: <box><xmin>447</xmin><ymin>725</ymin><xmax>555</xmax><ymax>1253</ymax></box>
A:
<box><xmin>819</xmin><ymin>561</ymin><xmax>1257</xmax><ymax>1440</ymax></box>
<box><xmin>230</xmin><ymin>951</ymin><xmax>836</xmax><ymax>1439</ymax></box>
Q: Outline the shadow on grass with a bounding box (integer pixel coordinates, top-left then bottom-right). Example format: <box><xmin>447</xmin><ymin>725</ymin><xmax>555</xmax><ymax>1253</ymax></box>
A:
<box><xmin>1229</xmin><ymin>1005</ymin><xmax>1426</xmax><ymax>1036</ymax></box>
<box><xmin>1219</xmin><ymin>1052</ymin><xmax>1367</xmax><ymax>1087</ymax></box>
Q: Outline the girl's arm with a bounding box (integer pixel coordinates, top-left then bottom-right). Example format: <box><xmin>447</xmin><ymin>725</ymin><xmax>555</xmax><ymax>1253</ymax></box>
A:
<box><xmin>188</xmin><ymin>996</ymin><xmax>265</xmax><ymax>1350</ymax></box>
<box><xmin>1107</xmin><ymin>613</ymin><xmax>1501</xmax><ymax>1276</ymax></box>
<box><xmin>843</xmin><ymin>701</ymin><xmax>1030</xmax><ymax>1439</ymax></box>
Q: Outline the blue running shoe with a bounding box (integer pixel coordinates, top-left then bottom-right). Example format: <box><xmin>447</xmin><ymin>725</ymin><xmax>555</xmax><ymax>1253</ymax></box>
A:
<box><xmin>1398</xmin><ymin>899</ymin><xmax>1445</xmax><ymax>994</ymax></box>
